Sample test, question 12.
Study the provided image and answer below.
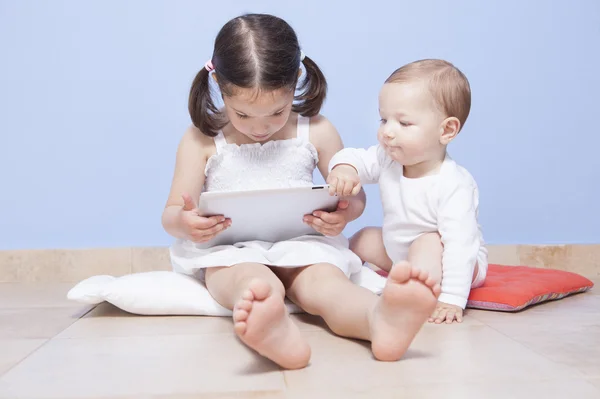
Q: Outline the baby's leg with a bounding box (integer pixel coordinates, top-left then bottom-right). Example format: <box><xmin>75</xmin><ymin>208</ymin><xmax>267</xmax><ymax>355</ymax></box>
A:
<box><xmin>409</xmin><ymin>233</ymin><xmax>479</xmax><ymax>324</ymax></box>
<box><xmin>276</xmin><ymin>262</ymin><xmax>439</xmax><ymax>361</ymax></box>
<box><xmin>408</xmin><ymin>232</ymin><xmax>480</xmax><ymax>285</ymax></box>
<box><xmin>205</xmin><ymin>264</ymin><xmax>310</xmax><ymax>369</ymax></box>
<box><xmin>349</xmin><ymin>226</ymin><xmax>393</xmax><ymax>271</ymax></box>
<box><xmin>407</xmin><ymin>233</ymin><xmax>444</xmax><ymax>284</ymax></box>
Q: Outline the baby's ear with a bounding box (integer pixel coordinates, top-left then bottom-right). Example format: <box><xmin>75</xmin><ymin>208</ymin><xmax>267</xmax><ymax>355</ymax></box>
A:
<box><xmin>439</xmin><ymin>117</ymin><xmax>460</xmax><ymax>145</ymax></box>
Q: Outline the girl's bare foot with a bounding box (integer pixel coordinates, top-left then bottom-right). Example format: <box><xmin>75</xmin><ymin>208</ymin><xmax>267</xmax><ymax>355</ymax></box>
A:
<box><xmin>233</xmin><ymin>279</ymin><xmax>311</xmax><ymax>369</ymax></box>
<box><xmin>370</xmin><ymin>261</ymin><xmax>441</xmax><ymax>361</ymax></box>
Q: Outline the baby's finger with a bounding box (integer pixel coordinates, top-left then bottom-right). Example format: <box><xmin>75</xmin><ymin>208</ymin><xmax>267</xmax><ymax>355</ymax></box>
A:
<box><xmin>343</xmin><ymin>180</ymin><xmax>355</xmax><ymax>197</ymax></box>
<box><xmin>429</xmin><ymin>307</ymin><xmax>440</xmax><ymax>322</ymax></box>
<box><xmin>327</xmin><ymin>176</ymin><xmax>338</xmax><ymax>196</ymax></box>
<box><xmin>456</xmin><ymin>310</ymin><xmax>463</xmax><ymax>323</ymax></box>
<box><xmin>351</xmin><ymin>182</ymin><xmax>362</xmax><ymax>196</ymax></box>
<box><xmin>445</xmin><ymin>310</ymin><xmax>456</xmax><ymax>324</ymax></box>
<box><xmin>334</xmin><ymin>179</ymin><xmax>346</xmax><ymax>197</ymax></box>
<box><xmin>435</xmin><ymin>308</ymin><xmax>448</xmax><ymax>324</ymax></box>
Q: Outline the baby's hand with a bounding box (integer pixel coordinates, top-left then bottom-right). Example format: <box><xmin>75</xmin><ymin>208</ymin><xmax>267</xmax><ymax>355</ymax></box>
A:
<box><xmin>429</xmin><ymin>302</ymin><xmax>464</xmax><ymax>324</ymax></box>
<box><xmin>179</xmin><ymin>193</ymin><xmax>231</xmax><ymax>243</ymax></box>
<box><xmin>327</xmin><ymin>164</ymin><xmax>362</xmax><ymax>197</ymax></box>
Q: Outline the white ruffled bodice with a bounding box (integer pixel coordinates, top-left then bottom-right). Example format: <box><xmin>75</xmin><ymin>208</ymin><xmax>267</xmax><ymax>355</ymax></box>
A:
<box><xmin>203</xmin><ymin>115</ymin><xmax>318</xmax><ymax>192</ymax></box>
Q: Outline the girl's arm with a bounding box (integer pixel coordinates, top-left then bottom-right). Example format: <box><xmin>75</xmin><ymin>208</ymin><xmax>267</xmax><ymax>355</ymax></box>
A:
<box><xmin>310</xmin><ymin>115</ymin><xmax>367</xmax><ymax>223</ymax></box>
<box><xmin>162</xmin><ymin>126</ymin><xmax>219</xmax><ymax>239</ymax></box>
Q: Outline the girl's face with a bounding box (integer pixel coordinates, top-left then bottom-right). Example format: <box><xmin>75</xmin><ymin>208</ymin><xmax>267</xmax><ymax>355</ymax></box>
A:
<box><xmin>222</xmin><ymin>87</ymin><xmax>294</xmax><ymax>142</ymax></box>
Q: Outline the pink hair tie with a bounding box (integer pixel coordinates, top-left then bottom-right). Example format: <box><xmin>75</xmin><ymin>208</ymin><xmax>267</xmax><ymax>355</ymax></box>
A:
<box><xmin>204</xmin><ymin>60</ymin><xmax>214</xmax><ymax>72</ymax></box>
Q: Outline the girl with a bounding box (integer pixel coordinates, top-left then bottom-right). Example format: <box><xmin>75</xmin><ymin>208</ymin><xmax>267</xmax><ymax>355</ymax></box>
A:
<box><xmin>162</xmin><ymin>13</ymin><xmax>440</xmax><ymax>369</ymax></box>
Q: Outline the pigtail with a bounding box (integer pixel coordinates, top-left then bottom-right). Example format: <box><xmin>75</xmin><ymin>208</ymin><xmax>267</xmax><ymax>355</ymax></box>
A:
<box><xmin>188</xmin><ymin>67</ymin><xmax>224</xmax><ymax>137</ymax></box>
<box><xmin>293</xmin><ymin>55</ymin><xmax>327</xmax><ymax>117</ymax></box>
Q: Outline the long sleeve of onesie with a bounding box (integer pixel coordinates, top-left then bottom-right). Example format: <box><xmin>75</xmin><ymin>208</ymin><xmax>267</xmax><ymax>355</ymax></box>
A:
<box><xmin>328</xmin><ymin>145</ymin><xmax>386</xmax><ymax>184</ymax></box>
<box><xmin>436</xmin><ymin>180</ymin><xmax>482</xmax><ymax>309</ymax></box>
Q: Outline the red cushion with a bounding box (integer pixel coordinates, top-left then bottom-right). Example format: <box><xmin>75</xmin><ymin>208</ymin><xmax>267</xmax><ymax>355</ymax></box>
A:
<box><xmin>376</xmin><ymin>264</ymin><xmax>594</xmax><ymax>311</ymax></box>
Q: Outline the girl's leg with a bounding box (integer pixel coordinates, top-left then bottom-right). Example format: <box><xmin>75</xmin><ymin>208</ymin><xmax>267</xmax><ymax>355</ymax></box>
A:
<box><xmin>276</xmin><ymin>262</ymin><xmax>440</xmax><ymax>362</ymax></box>
<box><xmin>349</xmin><ymin>227</ymin><xmax>393</xmax><ymax>271</ymax></box>
<box><xmin>205</xmin><ymin>264</ymin><xmax>310</xmax><ymax>369</ymax></box>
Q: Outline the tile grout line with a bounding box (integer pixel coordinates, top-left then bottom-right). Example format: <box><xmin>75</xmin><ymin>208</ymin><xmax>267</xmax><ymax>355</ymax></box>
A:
<box><xmin>0</xmin><ymin>304</ymin><xmax>97</xmax><ymax>380</ymax></box>
<box><xmin>472</xmin><ymin>315</ymin><xmax>590</xmax><ymax>379</ymax></box>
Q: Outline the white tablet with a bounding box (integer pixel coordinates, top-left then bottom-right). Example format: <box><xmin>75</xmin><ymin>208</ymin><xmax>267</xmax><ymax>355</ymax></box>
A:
<box><xmin>197</xmin><ymin>185</ymin><xmax>339</xmax><ymax>246</ymax></box>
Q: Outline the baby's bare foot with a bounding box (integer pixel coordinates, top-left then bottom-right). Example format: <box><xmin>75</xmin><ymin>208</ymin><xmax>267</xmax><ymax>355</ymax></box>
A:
<box><xmin>233</xmin><ymin>279</ymin><xmax>310</xmax><ymax>369</ymax></box>
<box><xmin>370</xmin><ymin>261</ymin><xmax>441</xmax><ymax>361</ymax></box>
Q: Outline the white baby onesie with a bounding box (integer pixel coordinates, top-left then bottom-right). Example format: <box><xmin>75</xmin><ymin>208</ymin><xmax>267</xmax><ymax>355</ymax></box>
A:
<box><xmin>330</xmin><ymin>145</ymin><xmax>488</xmax><ymax>308</ymax></box>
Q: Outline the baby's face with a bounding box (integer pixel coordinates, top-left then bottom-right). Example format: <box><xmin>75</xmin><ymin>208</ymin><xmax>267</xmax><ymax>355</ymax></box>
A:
<box><xmin>377</xmin><ymin>81</ymin><xmax>446</xmax><ymax>166</ymax></box>
<box><xmin>222</xmin><ymin>87</ymin><xmax>294</xmax><ymax>142</ymax></box>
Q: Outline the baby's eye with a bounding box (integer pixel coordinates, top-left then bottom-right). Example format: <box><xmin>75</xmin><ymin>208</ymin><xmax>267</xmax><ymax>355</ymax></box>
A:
<box><xmin>399</xmin><ymin>121</ymin><xmax>411</xmax><ymax>127</ymax></box>
<box><xmin>380</xmin><ymin>118</ymin><xmax>387</xmax><ymax>124</ymax></box>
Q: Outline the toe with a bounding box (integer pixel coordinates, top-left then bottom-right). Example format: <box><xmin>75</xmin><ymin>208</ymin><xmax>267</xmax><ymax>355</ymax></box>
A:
<box><xmin>410</xmin><ymin>266</ymin><xmax>421</xmax><ymax>279</ymax></box>
<box><xmin>416</xmin><ymin>268</ymin><xmax>430</xmax><ymax>282</ymax></box>
<box><xmin>241</xmin><ymin>289</ymin><xmax>254</xmax><ymax>301</ymax></box>
<box><xmin>237</xmin><ymin>299</ymin><xmax>253</xmax><ymax>312</ymax></box>
<box><xmin>389</xmin><ymin>261</ymin><xmax>411</xmax><ymax>282</ymax></box>
<box><xmin>424</xmin><ymin>275</ymin><xmax>437</xmax><ymax>287</ymax></box>
<box><xmin>234</xmin><ymin>321</ymin><xmax>247</xmax><ymax>335</ymax></box>
<box><xmin>233</xmin><ymin>309</ymin><xmax>248</xmax><ymax>322</ymax></box>
<box><xmin>248</xmin><ymin>279</ymin><xmax>272</xmax><ymax>301</ymax></box>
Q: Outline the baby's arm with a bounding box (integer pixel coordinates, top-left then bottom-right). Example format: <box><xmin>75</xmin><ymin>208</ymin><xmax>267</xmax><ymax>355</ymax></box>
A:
<box><xmin>436</xmin><ymin>181</ymin><xmax>482</xmax><ymax>310</ymax></box>
<box><xmin>309</xmin><ymin>115</ymin><xmax>366</xmax><ymax>226</ymax></box>
<box><xmin>329</xmin><ymin>145</ymin><xmax>385</xmax><ymax>184</ymax></box>
<box><xmin>327</xmin><ymin>145</ymin><xmax>386</xmax><ymax>196</ymax></box>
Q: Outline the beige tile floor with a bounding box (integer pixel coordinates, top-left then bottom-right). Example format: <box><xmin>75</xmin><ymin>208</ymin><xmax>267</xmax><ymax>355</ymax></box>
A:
<box><xmin>0</xmin><ymin>282</ymin><xmax>598</xmax><ymax>399</ymax></box>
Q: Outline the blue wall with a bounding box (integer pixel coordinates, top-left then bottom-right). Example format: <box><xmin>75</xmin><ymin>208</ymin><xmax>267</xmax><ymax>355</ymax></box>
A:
<box><xmin>1</xmin><ymin>0</ymin><xmax>599</xmax><ymax>250</ymax></box>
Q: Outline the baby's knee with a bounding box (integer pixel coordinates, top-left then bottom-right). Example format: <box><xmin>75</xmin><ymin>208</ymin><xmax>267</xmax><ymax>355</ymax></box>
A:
<box><xmin>410</xmin><ymin>232</ymin><xmax>444</xmax><ymax>258</ymax></box>
<box><xmin>350</xmin><ymin>226</ymin><xmax>382</xmax><ymax>253</ymax></box>
<box><xmin>407</xmin><ymin>233</ymin><xmax>443</xmax><ymax>283</ymax></box>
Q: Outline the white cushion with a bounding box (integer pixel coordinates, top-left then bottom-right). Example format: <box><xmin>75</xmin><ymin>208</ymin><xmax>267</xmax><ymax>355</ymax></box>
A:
<box><xmin>67</xmin><ymin>266</ymin><xmax>386</xmax><ymax>316</ymax></box>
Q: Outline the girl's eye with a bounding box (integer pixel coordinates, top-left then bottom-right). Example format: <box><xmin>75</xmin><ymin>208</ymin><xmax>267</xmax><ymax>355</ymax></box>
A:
<box><xmin>272</xmin><ymin>111</ymin><xmax>284</xmax><ymax>117</ymax></box>
<box><xmin>237</xmin><ymin>113</ymin><xmax>248</xmax><ymax>119</ymax></box>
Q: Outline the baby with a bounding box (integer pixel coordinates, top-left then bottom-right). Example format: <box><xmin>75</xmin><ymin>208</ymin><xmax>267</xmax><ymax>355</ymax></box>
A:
<box><xmin>327</xmin><ymin>59</ymin><xmax>488</xmax><ymax>324</ymax></box>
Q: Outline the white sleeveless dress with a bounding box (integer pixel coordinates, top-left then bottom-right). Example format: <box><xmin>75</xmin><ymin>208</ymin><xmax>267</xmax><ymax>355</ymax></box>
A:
<box><xmin>169</xmin><ymin>115</ymin><xmax>363</xmax><ymax>278</ymax></box>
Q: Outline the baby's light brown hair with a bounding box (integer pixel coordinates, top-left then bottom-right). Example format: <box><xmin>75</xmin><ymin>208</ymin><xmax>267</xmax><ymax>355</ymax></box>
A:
<box><xmin>385</xmin><ymin>59</ymin><xmax>471</xmax><ymax>130</ymax></box>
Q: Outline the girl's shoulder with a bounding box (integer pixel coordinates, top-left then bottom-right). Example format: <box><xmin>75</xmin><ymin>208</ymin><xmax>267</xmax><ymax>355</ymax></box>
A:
<box><xmin>305</xmin><ymin>113</ymin><xmax>342</xmax><ymax>147</ymax></box>
<box><xmin>177</xmin><ymin>124</ymin><xmax>217</xmax><ymax>160</ymax></box>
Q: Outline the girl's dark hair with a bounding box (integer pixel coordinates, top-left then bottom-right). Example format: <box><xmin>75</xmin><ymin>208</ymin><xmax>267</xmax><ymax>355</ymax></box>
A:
<box><xmin>188</xmin><ymin>13</ymin><xmax>327</xmax><ymax>137</ymax></box>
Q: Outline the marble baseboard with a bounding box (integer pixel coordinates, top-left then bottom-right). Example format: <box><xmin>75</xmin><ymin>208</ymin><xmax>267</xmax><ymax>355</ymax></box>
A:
<box><xmin>1</xmin><ymin>245</ymin><xmax>599</xmax><ymax>283</ymax></box>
